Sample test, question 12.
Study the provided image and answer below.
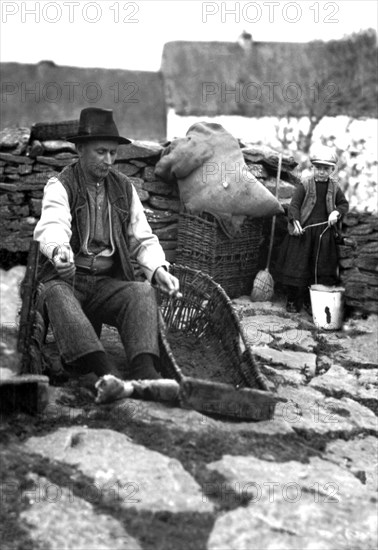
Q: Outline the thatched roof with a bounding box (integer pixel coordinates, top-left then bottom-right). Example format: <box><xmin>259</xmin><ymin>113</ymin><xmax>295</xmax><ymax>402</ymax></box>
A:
<box><xmin>0</xmin><ymin>62</ymin><xmax>167</xmax><ymax>140</ymax></box>
<box><xmin>161</xmin><ymin>36</ymin><xmax>377</xmax><ymax>118</ymax></box>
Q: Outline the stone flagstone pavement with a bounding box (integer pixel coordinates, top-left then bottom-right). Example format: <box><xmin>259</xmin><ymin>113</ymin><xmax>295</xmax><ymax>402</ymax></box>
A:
<box><xmin>1</xmin><ymin>290</ymin><xmax>377</xmax><ymax>550</ymax></box>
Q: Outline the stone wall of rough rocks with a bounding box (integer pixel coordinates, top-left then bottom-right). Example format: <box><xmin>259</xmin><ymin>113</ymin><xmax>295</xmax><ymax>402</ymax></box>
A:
<box><xmin>0</xmin><ymin>128</ymin><xmax>180</xmax><ymax>262</ymax></box>
<box><xmin>1</xmin><ymin>126</ymin><xmax>377</xmax><ymax>314</ymax></box>
<box><xmin>338</xmin><ymin>212</ymin><xmax>378</xmax><ymax>313</ymax></box>
<box><xmin>0</xmin><ymin>126</ymin><xmax>299</xmax><ymax>262</ymax></box>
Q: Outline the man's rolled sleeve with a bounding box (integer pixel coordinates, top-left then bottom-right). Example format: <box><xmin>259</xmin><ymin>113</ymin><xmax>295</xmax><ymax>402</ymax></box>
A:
<box><xmin>33</xmin><ymin>177</ymin><xmax>72</xmax><ymax>259</ymax></box>
<box><xmin>128</xmin><ymin>187</ymin><xmax>169</xmax><ymax>281</ymax></box>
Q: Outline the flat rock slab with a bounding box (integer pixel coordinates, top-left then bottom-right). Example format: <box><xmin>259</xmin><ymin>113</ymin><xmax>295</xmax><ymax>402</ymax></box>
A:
<box><xmin>0</xmin><ymin>127</ymin><xmax>30</xmax><ymax>152</ymax></box>
<box><xmin>358</xmin><ymin>368</ymin><xmax>378</xmax><ymax>386</ymax></box>
<box><xmin>23</xmin><ymin>427</ymin><xmax>214</xmax><ymax>514</ymax></box>
<box><xmin>275</xmin><ymin>386</ymin><xmax>378</xmax><ymax>438</ymax></box>
<box><xmin>45</xmin><ymin>389</ymin><xmax>217</xmax><ymax>428</ymax></box>
<box><xmin>262</xmin><ymin>364</ymin><xmax>305</xmax><ymax>387</ymax></box>
<box><xmin>0</xmin><ymin>152</ymin><xmax>33</xmax><ymax>164</ymax></box>
<box><xmin>325</xmin><ymin>435</ymin><xmax>378</xmax><ymax>493</ymax></box>
<box><xmin>117</xmin><ymin>141</ymin><xmax>163</xmax><ymax>160</ymax></box>
<box><xmin>20</xmin><ymin>475</ymin><xmax>140</xmax><ymax>550</ymax></box>
<box><xmin>232</xmin><ymin>296</ymin><xmax>287</xmax><ymax>316</ymax></box>
<box><xmin>207</xmin><ymin>454</ymin><xmax>370</xmax><ymax>502</ymax></box>
<box><xmin>44</xmin><ymin>389</ymin><xmax>294</xmax><ymax>437</ymax></box>
<box><xmin>275</xmin><ymin>329</ymin><xmax>317</xmax><ymax>352</ymax></box>
<box><xmin>208</xmin><ymin>503</ymin><xmax>377</xmax><ymax>550</ymax></box>
<box><xmin>242</xmin><ymin>314</ymin><xmax>299</xmax><ymax>335</ymax></box>
<box><xmin>243</xmin><ymin>325</ymin><xmax>273</xmax><ymax>346</ymax></box>
<box><xmin>106</xmin><ymin>397</ymin><xmax>219</xmax><ymax>433</ymax></box>
<box><xmin>324</xmin><ymin>396</ymin><xmax>378</xmax><ymax>434</ymax></box>
<box><xmin>214</xmin><ymin>417</ymin><xmax>295</xmax><ymax>436</ymax></box>
<box><xmin>207</xmin><ymin>455</ymin><xmax>377</xmax><ymax>550</ymax></box>
<box><xmin>310</xmin><ymin>364</ymin><xmax>358</xmax><ymax>396</ymax></box>
<box><xmin>335</xmin><ymin>315</ymin><xmax>378</xmax><ymax>366</ymax></box>
<box><xmin>253</xmin><ymin>347</ymin><xmax>317</xmax><ymax>372</ymax></box>
<box><xmin>310</xmin><ymin>364</ymin><xmax>378</xmax><ymax>412</ymax></box>
<box><xmin>103</xmin><ymin>398</ymin><xmax>295</xmax><ymax>436</ymax></box>
<box><xmin>207</xmin><ymin>464</ymin><xmax>376</xmax><ymax>550</ymax></box>
<box><xmin>41</xmin><ymin>140</ymin><xmax>77</xmax><ymax>153</ymax></box>
<box><xmin>42</xmin><ymin>386</ymin><xmax>88</xmax><ymax>420</ymax></box>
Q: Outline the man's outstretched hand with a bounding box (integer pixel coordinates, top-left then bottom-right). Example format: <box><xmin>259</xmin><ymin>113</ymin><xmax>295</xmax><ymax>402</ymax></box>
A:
<box><xmin>52</xmin><ymin>245</ymin><xmax>76</xmax><ymax>280</ymax></box>
<box><xmin>154</xmin><ymin>267</ymin><xmax>182</xmax><ymax>299</ymax></box>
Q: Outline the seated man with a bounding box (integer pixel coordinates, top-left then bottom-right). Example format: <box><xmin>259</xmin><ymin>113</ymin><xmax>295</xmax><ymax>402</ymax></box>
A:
<box><xmin>34</xmin><ymin>107</ymin><xmax>180</xmax><ymax>386</ymax></box>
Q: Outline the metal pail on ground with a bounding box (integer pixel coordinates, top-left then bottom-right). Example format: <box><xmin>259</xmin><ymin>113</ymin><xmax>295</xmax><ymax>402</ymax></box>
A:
<box><xmin>309</xmin><ymin>284</ymin><xmax>345</xmax><ymax>330</ymax></box>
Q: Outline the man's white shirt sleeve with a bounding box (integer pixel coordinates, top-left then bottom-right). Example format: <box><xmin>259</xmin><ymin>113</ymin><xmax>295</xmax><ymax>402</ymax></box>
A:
<box><xmin>128</xmin><ymin>186</ymin><xmax>169</xmax><ymax>281</ymax></box>
<box><xmin>33</xmin><ymin>177</ymin><xmax>72</xmax><ymax>259</ymax></box>
<box><xmin>34</xmin><ymin>178</ymin><xmax>168</xmax><ymax>279</ymax></box>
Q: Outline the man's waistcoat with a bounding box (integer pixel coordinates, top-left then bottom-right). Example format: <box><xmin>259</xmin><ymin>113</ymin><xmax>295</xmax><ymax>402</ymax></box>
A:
<box><xmin>37</xmin><ymin>162</ymin><xmax>135</xmax><ymax>282</ymax></box>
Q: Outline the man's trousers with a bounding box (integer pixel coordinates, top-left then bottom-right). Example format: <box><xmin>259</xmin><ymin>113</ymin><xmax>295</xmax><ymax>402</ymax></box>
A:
<box><xmin>40</xmin><ymin>273</ymin><xmax>160</xmax><ymax>367</ymax></box>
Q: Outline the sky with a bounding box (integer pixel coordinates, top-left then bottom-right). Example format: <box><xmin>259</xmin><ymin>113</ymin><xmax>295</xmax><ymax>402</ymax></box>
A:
<box><xmin>0</xmin><ymin>0</ymin><xmax>377</xmax><ymax>71</ymax></box>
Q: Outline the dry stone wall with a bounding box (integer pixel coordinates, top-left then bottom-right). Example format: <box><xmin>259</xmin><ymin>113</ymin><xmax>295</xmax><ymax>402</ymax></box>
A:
<box><xmin>339</xmin><ymin>212</ymin><xmax>378</xmax><ymax>313</ymax></box>
<box><xmin>0</xmin><ymin>128</ymin><xmax>180</xmax><ymax>263</ymax></box>
<box><xmin>0</xmin><ymin>126</ymin><xmax>377</xmax><ymax>313</ymax></box>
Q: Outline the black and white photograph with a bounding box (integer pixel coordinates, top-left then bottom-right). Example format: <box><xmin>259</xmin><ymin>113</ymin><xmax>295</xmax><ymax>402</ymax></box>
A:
<box><xmin>1</xmin><ymin>1</ymin><xmax>377</xmax><ymax>548</ymax></box>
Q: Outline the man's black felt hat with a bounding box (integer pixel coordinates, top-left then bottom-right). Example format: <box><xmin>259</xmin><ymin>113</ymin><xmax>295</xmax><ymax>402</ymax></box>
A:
<box><xmin>67</xmin><ymin>108</ymin><xmax>131</xmax><ymax>144</ymax></box>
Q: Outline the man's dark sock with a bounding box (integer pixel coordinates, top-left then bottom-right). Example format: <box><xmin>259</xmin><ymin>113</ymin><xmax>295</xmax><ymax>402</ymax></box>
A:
<box><xmin>76</xmin><ymin>351</ymin><xmax>113</xmax><ymax>378</ymax></box>
<box><xmin>130</xmin><ymin>353</ymin><xmax>161</xmax><ymax>380</ymax></box>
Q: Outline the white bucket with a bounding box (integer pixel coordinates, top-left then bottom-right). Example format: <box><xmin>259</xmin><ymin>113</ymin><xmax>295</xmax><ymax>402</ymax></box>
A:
<box><xmin>309</xmin><ymin>284</ymin><xmax>345</xmax><ymax>330</ymax></box>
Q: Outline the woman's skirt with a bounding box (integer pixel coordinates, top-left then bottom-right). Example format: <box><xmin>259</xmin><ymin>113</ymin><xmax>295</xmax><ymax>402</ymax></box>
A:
<box><xmin>277</xmin><ymin>223</ymin><xmax>339</xmax><ymax>288</ymax></box>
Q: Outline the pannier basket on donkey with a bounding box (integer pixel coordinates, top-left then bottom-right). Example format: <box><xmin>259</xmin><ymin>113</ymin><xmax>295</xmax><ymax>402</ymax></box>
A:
<box><xmin>18</xmin><ymin>241</ymin><xmax>282</xmax><ymax>420</ymax></box>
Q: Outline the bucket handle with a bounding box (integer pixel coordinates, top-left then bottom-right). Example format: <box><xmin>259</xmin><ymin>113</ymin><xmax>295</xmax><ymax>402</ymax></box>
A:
<box><xmin>314</xmin><ymin>225</ymin><xmax>330</xmax><ymax>285</ymax></box>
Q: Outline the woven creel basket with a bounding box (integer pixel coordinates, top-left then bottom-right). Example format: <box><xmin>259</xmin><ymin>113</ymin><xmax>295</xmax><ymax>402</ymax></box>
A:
<box><xmin>175</xmin><ymin>212</ymin><xmax>263</xmax><ymax>298</ymax></box>
<box><xmin>158</xmin><ymin>264</ymin><xmax>269</xmax><ymax>392</ymax></box>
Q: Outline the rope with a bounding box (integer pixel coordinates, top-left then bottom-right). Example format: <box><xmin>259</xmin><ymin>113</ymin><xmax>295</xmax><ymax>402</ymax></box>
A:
<box><xmin>303</xmin><ymin>221</ymin><xmax>328</xmax><ymax>232</ymax></box>
<box><xmin>314</xmin><ymin>225</ymin><xmax>330</xmax><ymax>285</ymax></box>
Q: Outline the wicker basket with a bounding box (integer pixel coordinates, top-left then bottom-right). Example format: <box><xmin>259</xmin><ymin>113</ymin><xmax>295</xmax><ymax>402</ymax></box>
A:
<box><xmin>176</xmin><ymin>212</ymin><xmax>263</xmax><ymax>298</ymax></box>
<box><xmin>158</xmin><ymin>264</ymin><xmax>269</xmax><ymax>392</ymax></box>
<box><xmin>30</xmin><ymin>120</ymin><xmax>79</xmax><ymax>142</ymax></box>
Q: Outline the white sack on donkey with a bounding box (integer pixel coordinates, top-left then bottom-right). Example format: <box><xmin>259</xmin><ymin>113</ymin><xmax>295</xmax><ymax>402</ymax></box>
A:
<box><xmin>155</xmin><ymin>122</ymin><xmax>284</xmax><ymax>219</ymax></box>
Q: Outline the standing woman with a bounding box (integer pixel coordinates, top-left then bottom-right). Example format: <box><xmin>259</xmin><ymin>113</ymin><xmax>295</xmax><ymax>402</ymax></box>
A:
<box><xmin>277</xmin><ymin>145</ymin><xmax>349</xmax><ymax>313</ymax></box>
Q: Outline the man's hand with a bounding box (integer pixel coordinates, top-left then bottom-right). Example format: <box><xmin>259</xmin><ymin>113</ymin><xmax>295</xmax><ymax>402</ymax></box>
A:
<box><xmin>293</xmin><ymin>220</ymin><xmax>304</xmax><ymax>236</ymax></box>
<box><xmin>328</xmin><ymin>210</ymin><xmax>339</xmax><ymax>226</ymax></box>
<box><xmin>154</xmin><ymin>267</ymin><xmax>181</xmax><ymax>298</ymax></box>
<box><xmin>52</xmin><ymin>245</ymin><xmax>76</xmax><ymax>280</ymax></box>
